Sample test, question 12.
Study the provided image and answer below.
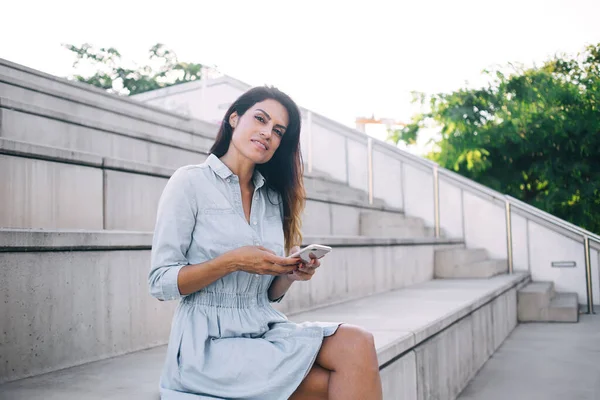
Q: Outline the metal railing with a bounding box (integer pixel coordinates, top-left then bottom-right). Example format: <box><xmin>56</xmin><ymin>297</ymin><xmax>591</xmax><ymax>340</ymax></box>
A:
<box><xmin>304</xmin><ymin>109</ymin><xmax>597</xmax><ymax>314</ymax></box>
<box><xmin>431</xmin><ymin>165</ymin><xmax>598</xmax><ymax>314</ymax></box>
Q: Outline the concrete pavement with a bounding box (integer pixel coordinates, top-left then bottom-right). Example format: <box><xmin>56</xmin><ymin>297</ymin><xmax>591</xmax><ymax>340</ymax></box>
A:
<box><xmin>459</xmin><ymin>314</ymin><xmax>600</xmax><ymax>400</ymax></box>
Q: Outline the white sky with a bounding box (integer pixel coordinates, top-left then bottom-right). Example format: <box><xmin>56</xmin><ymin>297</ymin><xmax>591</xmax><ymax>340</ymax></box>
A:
<box><xmin>2</xmin><ymin>0</ymin><xmax>599</xmax><ymax>152</ymax></box>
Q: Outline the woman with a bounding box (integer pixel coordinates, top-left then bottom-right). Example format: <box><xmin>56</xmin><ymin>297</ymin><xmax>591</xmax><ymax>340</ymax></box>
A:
<box><xmin>149</xmin><ymin>86</ymin><xmax>382</xmax><ymax>399</ymax></box>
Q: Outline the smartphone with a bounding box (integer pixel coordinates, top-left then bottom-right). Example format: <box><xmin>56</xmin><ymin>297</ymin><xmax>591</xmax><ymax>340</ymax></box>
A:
<box><xmin>288</xmin><ymin>244</ymin><xmax>332</xmax><ymax>263</ymax></box>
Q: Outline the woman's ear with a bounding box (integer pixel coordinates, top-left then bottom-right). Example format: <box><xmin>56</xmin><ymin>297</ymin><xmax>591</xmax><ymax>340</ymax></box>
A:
<box><xmin>229</xmin><ymin>112</ymin><xmax>238</xmax><ymax>128</ymax></box>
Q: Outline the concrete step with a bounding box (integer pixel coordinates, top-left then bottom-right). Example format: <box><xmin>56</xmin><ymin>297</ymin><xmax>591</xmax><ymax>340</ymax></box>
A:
<box><xmin>517</xmin><ymin>282</ymin><xmax>578</xmax><ymax>323</ymax></box>
<box><xmin>548</xmin><ymin>293</ymin><xmax>579</xmax><ymax>323</ymax></box>
<box><xmin>0</xmin><ymin>97</ymin><xmax>212</xmax><ymax>169</ymax></box>
<box><xmin>517</xmin><ymin>282</ymin><xmax>554</xmax><ymax>321</ymax></box>
<box><xmin>303</xmin><ymin>165</ymin><xmax>334</xmax><ymax>181</ymax></box>
<box><xmin>0</xmin><ymin>273</ymin><xmax>529</xmax><ymax>399</ymax></box>
<box><xmin>359</xmin><ymin>211</ymin><xmax>429</xmax><ymax>238</ymax></box>
<box><xmin>435</xmin><ymin>259</ymin><xmax>508</xmax><ymax>279</ymax></box>
<box><xmin>434</xmin><ymin>248</ymin><xmax>488</xmax><ymax>272</ymax></box>
<box><xmin>0</xmin><ymin>81</ymin><xmax>216</xmax><ymax>154</ymax></box>
<box><xmin>0</xmin><ymin>58</ymin><xmax>201</xmax><ymax>130</ymax></box>
<box><xmin>302</xmin><ymin>174</ymin><xmax>387</xmax><ymax>209</ymax></box>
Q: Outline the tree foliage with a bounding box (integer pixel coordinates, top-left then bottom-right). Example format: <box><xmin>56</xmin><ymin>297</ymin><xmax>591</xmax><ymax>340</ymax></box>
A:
<box><xmin>63</xmin><ymin>43</ymin><xmax>204</xmax><ymax>95</ymax></box>
<box><xmin>389</xmin><ymin>43</ymin><xmax>600</xmax><ymax>234</ymax></box>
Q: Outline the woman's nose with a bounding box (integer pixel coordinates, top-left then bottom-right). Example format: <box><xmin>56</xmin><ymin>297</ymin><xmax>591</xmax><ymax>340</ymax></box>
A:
<box><xmin>260</xmin><ymin>128</ymin><xmax>272</xmax><ymax>138</ymax></box>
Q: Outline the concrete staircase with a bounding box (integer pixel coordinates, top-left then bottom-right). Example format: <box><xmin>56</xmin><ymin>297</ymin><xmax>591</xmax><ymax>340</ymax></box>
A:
<box><xmin>517</xmin><ymin>282</ymin><xmax>579</xmax><ymax>323</ymax></box>
<box><xmin>0</xmin><ymin>57</ymin><xmax>529</xmax><ymax>400</ymax></box>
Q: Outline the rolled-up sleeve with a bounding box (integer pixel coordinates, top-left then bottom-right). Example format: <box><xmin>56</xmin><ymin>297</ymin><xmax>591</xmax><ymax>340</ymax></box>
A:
<box><xmin>149</xmin><ymin>167</ymin><xmax>197</xmax><ymax>301</ymax></box>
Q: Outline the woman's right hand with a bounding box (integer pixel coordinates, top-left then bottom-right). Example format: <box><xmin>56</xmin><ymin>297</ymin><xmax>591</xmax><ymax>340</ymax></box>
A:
<box><xmin>230</xmin><ymin>246</ymin><xmax>300</xmax><ymax>276</ymax></box>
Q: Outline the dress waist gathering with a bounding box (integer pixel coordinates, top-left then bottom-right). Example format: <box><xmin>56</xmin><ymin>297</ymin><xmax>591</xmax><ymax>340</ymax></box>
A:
<box><xmin>181</xmin><ymin>290</ymin><xmax>272</xmax><ymax>309</ymax></box>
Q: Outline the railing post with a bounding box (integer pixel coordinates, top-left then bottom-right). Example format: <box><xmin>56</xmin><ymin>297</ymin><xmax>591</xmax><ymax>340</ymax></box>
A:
<box><xmin>367</xmin><ymin>137</ymin><xmax>373</xmax><ymax>205</ymax></box>
<box><xmin>584</xmin><ymin>236</ymin><xmax>595</xmax><ymax>314</ymax></box>
<box><xmin>505</xmin><ymin>200</ymin><xmax>514</xmax><ymax>274</ymax></box>
<box><xmin>433</xmin><ymin>165</ymin><xmax>440</xmax><ymax>238</ymax></box>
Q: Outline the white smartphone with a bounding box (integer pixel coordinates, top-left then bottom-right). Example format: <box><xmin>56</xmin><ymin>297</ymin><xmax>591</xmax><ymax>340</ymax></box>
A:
<box><xmin>289</xmin><ymin>244</ymin><xmax>332</xmax><ymax>263</ymax></box>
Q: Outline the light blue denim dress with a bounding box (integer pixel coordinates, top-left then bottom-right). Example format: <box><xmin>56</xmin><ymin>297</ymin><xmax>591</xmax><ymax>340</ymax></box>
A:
<box><xmin>149</xmin><ymin>154</ymin><xmax>341</xmax><ymax>399</ymax></box>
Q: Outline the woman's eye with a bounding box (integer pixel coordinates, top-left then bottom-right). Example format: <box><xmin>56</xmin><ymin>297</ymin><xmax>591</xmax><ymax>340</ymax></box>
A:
<box><xmin>255</xmin><ymin>115</ymin><xmax>265</xmax><ymax>123</ymax></box>
<box><xmin>274</xmin><ymin>130</ymin><xmax>283</xmax><ymax>137</ymax></box>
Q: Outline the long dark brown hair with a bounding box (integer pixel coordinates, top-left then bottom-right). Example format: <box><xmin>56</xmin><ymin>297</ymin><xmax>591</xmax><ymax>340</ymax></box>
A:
<box><xmin>210</xmin><ymin>86</ymin><xmax>305</xmax><ymax>254</ymax></box>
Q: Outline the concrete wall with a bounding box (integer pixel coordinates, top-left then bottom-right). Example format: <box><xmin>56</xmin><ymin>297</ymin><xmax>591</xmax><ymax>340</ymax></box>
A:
<box><xmin>439</xmin><ymin>178</ymin><xmax>464</xmax><ymax>239</ymax></box>
<box><xmin>527</xmin><ymin>220</ymin><xmax>599</xmax><ymax>305</ymax></box>
<box><xmin>462</xmin><ymin>191</ymin><xmax>507</xmax><ymax>260</ymax></box>
<box><xmin>381</xmin><ymin>287</ymin><xmax>518</xmax><ymax>400</ymax></box>
<box><xmin>437</xmin><ymin>169</ymin><xmax>600</xmax><ymax>307</ymax></box>
<box><xmin>347</xmin><ymin>136</ymin><xmax>369</xmax><ymax>192</ymax></box>
<box><xmin>0</xmin><ymin>154</ymin><xmax>104</xmax><ymax>229</ymax></box>
<box><xmin>404</xmin><ymin>163</ymin><xmax>435</xmax><ymax>228</ymax></box>
<box><xmin>311</xmin><ymin>121</ymin><xmax>349</xmax><ymax>183</ymax></box>
<box><xmin>373</xmin><ymin>144</ymin><xmax>404</xmax><ymax>209</ymax></box>
<box><xmin>0</xmin><ymin>248</ymin><xmax>177</xmax><ymax>384</ymax></box>
<box><xmin>104</xmin><ymin>170</ymin><xmax>171</xmax><ymax>231</ymax></box>
<box><xmin>0</xmin><ymin>230</ymin><xmax>462</xmax><ymax>384</ymax></box>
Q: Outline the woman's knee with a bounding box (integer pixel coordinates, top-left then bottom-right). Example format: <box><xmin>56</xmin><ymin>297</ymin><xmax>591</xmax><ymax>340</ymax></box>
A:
<box><xmin>319</xmin><ymin>324</ymin><xmax>377</xmax><ymax>368</ymax></box>
<box><xmin>339</xmin><ymin>324</ymin><xmax>376</xmax><ymax>353</ymax></box>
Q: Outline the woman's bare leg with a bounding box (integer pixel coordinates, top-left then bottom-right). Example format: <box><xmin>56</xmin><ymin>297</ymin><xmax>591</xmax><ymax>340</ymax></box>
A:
<box><xmin>315</xmin><ymin>324</ymin><xmax>382</xmax><ymax>400</ymax></box>
<box><xmin>289</xmin><ymin>363</ymin><xmax>330</xmax><ymax>400</ymax></box>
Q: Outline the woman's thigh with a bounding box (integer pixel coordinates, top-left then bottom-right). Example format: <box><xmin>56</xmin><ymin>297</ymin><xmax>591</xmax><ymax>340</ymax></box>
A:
<box><xmin>288</xmin><ymin>363</ymin><xmax>329</xmax><ymax>400</ymax></box>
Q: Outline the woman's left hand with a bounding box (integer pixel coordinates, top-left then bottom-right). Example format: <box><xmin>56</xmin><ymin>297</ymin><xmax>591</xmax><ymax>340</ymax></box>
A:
<box><xmin>286</xmin><ymin>247</ymin><xmax>321</xmax><ymax>282</ymax></box>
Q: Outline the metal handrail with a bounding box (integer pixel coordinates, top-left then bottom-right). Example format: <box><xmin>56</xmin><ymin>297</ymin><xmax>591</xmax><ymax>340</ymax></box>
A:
<box><xmin>438</xmin><ymin>167</ymin><xmax>508</xmax><ymax>202</ymax></box>
<box><xmin>437</xmin><ymin>163</ymin><xmax>600</xmax><ymax>244</ymax></box>
<box><xmin>430</xmin><ymin>162</ymin><xmax>597</xmax><ymax>314</ymax></box>
<box><xmin>506</xmin><ymin>195</ymin><xmax>600</xmax><ymax>244</ymax></box>
<box><xmin>307</xmin><ymin>110</ymin><xmax>596</xmax><ymax>313</ymax></box>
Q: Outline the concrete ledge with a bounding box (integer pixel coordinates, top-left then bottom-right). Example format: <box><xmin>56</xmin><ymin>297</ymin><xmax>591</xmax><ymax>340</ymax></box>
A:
<box><xmin>0</xmin><ymin>97</ymin><xmax>214</xmax><ymax>154</ymax></box>
<box><xmin>292</xmin><ymin>273</ymin><xmax>528</xmax><ymax>365</ymax></box>
<box><xmin>0</xmin><ymin>273</ymin><xmax>528</xmax><ymax>399</ymax></box>
<box><xmin>0</xmin><ymin>137</ymin><xmax>102</xmax><ymax>167</ymax></box>
<box><xmin>0</xmin><ymin>58</ymin><xmax>188</xmax><ymax>119</ymax></box>
<box><xmin>0</xmin><ymin>229</ymin><xmax>152</xmax><ymax>252</ymax></box>
<box><xmin>101</xmin><ymin>157</ymin><xmax>176</xmax><ymax>178</ymax></box>
<box><xmin>0</xmin><ymin>230</ymin><xmax>460</xmax><ymax>252</ymax></box>
<box><xmin>0</xmin><ymin>228</ymin><xmax>463</xmax><ymax>383</ymax></box>
<box><xmin>306</xmin><ymin>235</ymin><xmax>463</xmax><ymax>247</ymax></box>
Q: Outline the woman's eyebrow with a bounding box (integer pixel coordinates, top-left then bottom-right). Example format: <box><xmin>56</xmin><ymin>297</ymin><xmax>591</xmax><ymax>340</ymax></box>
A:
<box><xmin>256</xmin><ymin>109</ymin><xmax>271</xmax><ymax>120</ymax></box>
<box><xmin>256</xmin><ymin>109</ymin><xmax>287</xmax><ymax>130</ymax></box>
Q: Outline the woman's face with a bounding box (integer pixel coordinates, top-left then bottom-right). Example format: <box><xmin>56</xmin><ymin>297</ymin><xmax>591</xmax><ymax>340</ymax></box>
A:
<box><xmin>228</xmin><ymin>99</ymin><xmax>289</xmax><ymax>164</ymax></box>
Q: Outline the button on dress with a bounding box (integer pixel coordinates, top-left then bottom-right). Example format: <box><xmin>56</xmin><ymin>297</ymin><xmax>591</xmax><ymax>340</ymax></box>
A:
<box><xmin>149</xmin><ymin>154</ymin><xmax>341</xmax><ymax>399</ymax></box>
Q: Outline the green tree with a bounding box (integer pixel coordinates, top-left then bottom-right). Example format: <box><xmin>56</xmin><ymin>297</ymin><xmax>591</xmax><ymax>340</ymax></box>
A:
<box><xmin>63</xmin><ymin>43</ymin><xmax>205</xmax><ymax>95</ymax></box>
<box><xmin>389</xmin><ymin>43</ymin><xmax>600</xmax><ymax>234</ymax></box>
